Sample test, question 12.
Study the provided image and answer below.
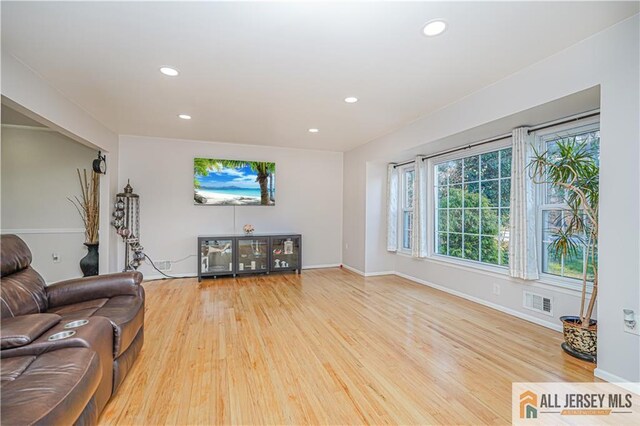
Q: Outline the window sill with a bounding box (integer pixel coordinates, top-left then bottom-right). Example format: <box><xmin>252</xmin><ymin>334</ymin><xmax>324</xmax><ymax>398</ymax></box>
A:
<box><xmin>429</xmin><ymin>253</ymin><xmax>509</xmax><ymax>275</ymax></box>
<box><xmin>394</xmin><ymin>251</ymin><xmax>590</xmax><ymax>296</ymax></box>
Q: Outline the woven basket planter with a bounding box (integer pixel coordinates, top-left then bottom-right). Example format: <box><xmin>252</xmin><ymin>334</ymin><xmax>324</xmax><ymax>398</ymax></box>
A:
<box><xmin>561</xmin><ymin>316</ymin><xmax>597</xmax><ymax>357</ymax></box>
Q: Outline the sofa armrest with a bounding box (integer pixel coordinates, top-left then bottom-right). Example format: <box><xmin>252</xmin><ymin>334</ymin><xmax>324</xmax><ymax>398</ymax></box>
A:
<box><xmin>46</xmin><ymin>272</ymin><xmax>143</xmax><ymax>308</ymax></box>
<box><xmin>1</xmin><ymin>313</ymin><xmax>61</xmax><ymax>349</ymax></box>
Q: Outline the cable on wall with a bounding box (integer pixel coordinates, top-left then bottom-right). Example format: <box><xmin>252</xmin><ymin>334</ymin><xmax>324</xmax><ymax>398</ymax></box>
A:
<box><xmin>143</xmin><ymin>254</ymin><xmax>197</xmax><ymax>280</ymax></box>
<box><xmin>144</xmin><ymin>254</ymin><xmax>181</xmax><ymax>279</ymax></box>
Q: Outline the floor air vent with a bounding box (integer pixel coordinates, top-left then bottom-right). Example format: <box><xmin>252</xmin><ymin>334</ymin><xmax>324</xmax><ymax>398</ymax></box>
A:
<box><xmin>523</xmin><ymin>291</ymin><xmax>553</xmax><ymax>316</ymax></box>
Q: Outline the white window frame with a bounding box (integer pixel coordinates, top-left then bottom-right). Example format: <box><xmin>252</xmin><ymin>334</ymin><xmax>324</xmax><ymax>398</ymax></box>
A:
<box><xmin>398</xmin><ymin>164</ymin><xmax>415</xmax><ymax>254</ymax></box>
<box><xmin>533</xmin><ymin>117</ymin><xmax>600</xmax><ymax>289</ymax></box>
<box><xmin>425</xmin><ymin>139</ymin><xmax>512</xmax><ymax>272</ymax></box>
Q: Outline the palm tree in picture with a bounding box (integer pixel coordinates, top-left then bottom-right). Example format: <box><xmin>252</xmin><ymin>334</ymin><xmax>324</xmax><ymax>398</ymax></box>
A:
<box><xmin>195</xmin><ymin>158</ymin><xmax>275</xmax><ymax>205</ymax></box>
<box><xmin>248</xmin><ymin>161</ymin><xmax>275</xmax><ymax>205</ymax></box>
<box><xmin>269</xmin><ymin>173</ymin><xmax>274</xmax><ymax>202</ymax></box>
<box><xmin>193</xmin><ymin>158</ymin><xmax>217</xmax><ymax>189</ymax></box>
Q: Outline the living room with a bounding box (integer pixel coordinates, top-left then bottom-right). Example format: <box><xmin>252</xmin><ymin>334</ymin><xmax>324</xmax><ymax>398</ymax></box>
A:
<box><xmin>1</xmin><ymin>2</ymin><xmax>639</xmax><ymax>425</ymax></box>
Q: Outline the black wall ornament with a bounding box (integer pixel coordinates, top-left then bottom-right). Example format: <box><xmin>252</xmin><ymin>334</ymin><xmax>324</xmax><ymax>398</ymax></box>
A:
<box><xmin>93</xmin><ymin>151</ymin><xmax>107</xmax><ymax>174</ymax></box>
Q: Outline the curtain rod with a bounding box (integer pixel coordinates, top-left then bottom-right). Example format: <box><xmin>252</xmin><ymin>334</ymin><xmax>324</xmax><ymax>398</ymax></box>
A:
<box><xmin>526</xmin><ymin>110</ymin><xmax>600</xmax><ymax>134</ymax></box>
<box><xmin>393</xmin><ymin>109</ymin><xmax>600</xmax><ymax>168</ymax></box>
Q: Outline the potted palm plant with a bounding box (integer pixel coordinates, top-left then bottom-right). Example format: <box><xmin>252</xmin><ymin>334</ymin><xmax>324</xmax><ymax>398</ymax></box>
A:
<box><xmin>529</xmin><ymin>137</ymin><xmax>599</xmax><ymax>361</ymax></box>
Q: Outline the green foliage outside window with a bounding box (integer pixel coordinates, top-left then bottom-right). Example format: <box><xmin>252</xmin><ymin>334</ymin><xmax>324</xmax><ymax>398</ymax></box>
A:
<box><xmin>435</xmin><ymin>148</ymin><xmax>511</xmax><ymax>266</ymax></box>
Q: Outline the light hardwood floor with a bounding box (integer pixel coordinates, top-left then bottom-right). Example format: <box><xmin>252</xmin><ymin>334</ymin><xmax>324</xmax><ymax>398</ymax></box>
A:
<box><xmin>99</xmin><ymin>268</ymin><xmax>595</xmax><ymax>425</ymax></box>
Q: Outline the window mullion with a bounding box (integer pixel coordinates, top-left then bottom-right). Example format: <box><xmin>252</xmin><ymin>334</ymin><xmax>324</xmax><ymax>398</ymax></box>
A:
<box><xmin>478</xmin><ymin>154</ymin><xmax>483</xmax><ymax>263</ymax></box>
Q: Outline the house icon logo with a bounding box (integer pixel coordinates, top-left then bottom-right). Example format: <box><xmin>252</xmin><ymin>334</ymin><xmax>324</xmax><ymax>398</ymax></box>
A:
<box><xmin>520</xmin><ymin>390</ymin><xmax>538</xmax><ymax>419</ymax></box>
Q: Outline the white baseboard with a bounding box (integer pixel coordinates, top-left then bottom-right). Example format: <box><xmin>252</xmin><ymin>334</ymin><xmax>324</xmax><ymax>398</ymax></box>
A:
<box><xmin>364</xmin><ymin>270</ymin><xmax>395</xmax><ymax>277</ymax></box>
<box><xmin>341</xmin><ymin>264</ymin><xmax>395</xmax><ymax>277</ymax></box>
<box><xmin>303</xmin><ymin>264</ymin><xmax>341</xmax><ymax>270</ymax></box>
<box><xmin>594</xmin><ymin>368</ymin><xmax>640</xmax><ymax>393</ymax></box>
<box><xmin>393</xmin><ymin>271</ymin><xmax>562</xmax><ymax>332</ymax></box>
<box><xmin>143</xmin><ymin>272</ymin><xmax>197</xmax><ymax>281</ymax></box>
<box><xmin>341</xmin><ymin>264</ymin><xmax>366</xmax><ymax>276</ymax></box>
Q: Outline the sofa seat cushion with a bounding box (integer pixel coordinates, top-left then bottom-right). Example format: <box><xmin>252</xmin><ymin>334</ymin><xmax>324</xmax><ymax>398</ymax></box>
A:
<box><xmin>47</xmin><ymin>295</ymin><xmax>143</xmax><ymax>358</ymax></box>
<box><xmin>1</xmin><ymin>355</ymin><xmax>37</xmax><ymax>382</ymax></box>
<box><xmin>1</xmin><ymin>348</ymin><xmax>101</xmax><ymax>425</ymax></box>
<box><xmin>47</xmin><ymin>298</ymin><xmax>109</xmax><ymax>318</ymax></box>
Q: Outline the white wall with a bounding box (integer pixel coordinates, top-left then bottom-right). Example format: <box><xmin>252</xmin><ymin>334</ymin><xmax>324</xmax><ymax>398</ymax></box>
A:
<box><xmin>1</xmin><ymin>51</ymin><xmax>120</xmax><ymax>274</ymax></box>
<box><xmin>118</xmin><ymin>135</ymin><xmax>343</xmax><ymax>277</ymax></box>
<box><xmin>342</xmin><ymin>152</ymin><xmax>366</xmax><ymax>272</ymax></box>
<box><xmin>364</xmin><ymin>161</ymin><xmax>395</xmax><ymax>274</ymax></box>
<box><xmin>343</xmin><ymin>15</ymin><xmax>640</xmax><ymax>382</ymax></box>
<box><xmin>1</xmin><ymin>125</ymin><xmax>98</xmax><ymax>282</ymax></box>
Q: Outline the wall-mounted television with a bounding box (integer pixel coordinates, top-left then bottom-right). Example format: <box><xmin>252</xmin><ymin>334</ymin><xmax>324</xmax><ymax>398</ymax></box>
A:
<box><xmin>194</xmin><ymin>158</ymin><xmax>275</xmax><ymax>206</ymax></box>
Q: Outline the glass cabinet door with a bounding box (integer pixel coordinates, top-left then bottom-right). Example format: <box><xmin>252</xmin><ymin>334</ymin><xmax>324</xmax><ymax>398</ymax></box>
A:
<box><xmin>271</xmin><ymin>236</ymin><xmax>300</xmax><ymax>270</ymax></box>
<box><xmin>200</xmin><ymin>239</ymin><xmax>234</xmax><ymax>274</ymax></box>
<box><xmin>236</xmin><ymin>237</ymin><xmax>269</xmax><ymax>273</ymax></box>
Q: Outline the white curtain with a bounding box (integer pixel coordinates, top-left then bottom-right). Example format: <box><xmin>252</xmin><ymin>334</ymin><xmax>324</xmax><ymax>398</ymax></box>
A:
<box><xmin>387</xmin><ymin>163</ymin><xmax>399</xmax><ymax>252</ymax></box>
<box><xmin>509</xmin><ymin>127</ymin><xmax>539</xmax><ymax>280</ymax></box>
<box><xmin>412</xmin><ymin>156</ymin><xmax>428</xmax><ymax>258</ymax></box>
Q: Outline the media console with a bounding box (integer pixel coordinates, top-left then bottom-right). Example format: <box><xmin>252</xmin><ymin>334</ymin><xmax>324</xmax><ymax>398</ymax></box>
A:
<box><xmin>197</xmin><ymin>234</ymin><xmax>302</xmax><ymax>281</ymax></box>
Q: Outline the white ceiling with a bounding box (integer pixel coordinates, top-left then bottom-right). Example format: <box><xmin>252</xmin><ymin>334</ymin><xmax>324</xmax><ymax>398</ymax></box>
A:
<box><xmin>2</xmin><ymin>2</ymin><xmax>637</xmax><ymax>152</ymax></box>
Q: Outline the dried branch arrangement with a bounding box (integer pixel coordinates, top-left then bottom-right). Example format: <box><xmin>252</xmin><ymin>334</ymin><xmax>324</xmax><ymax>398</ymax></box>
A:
<box><xmin>69</xmin><ymin>169</ymin><xmax>100</xmax><ymax>244</ymax></box>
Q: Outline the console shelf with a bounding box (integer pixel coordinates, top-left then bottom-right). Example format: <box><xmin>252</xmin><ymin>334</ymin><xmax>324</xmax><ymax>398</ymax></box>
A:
<box><xmin>197</xmin><ymin>234</ymin><xmax>302</xmax><ymax>281</ymax></box>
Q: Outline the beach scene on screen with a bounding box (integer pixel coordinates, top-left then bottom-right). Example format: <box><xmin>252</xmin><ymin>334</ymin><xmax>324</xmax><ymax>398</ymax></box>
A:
<box><xmin>194</xmin><ymin>158</ymin><xmax>275</xmax><ymax>206</ymax></box>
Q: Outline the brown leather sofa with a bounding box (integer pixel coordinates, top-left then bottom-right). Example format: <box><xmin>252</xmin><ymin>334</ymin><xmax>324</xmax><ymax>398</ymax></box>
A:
<box><xmin>1</xmin><ymin>235</ymin><xmax>145</xmax><ymax>425</ymax></box>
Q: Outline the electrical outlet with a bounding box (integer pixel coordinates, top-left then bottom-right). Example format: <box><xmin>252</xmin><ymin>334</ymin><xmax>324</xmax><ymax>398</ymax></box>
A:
<box><xmin>492</xmin><ymin>283</ymin><xmax>501</xmax><ymax>296</ymax></box>
<box><xmin>623</xmin><ymin>309</ymin><xmax>640</xmax><ymax>335</ymax></box>
<box><xmin>52</xmin><ymin>253</ymin><xmax>61</xmax><ymax>263</ymax></box>
<box><xmin>345</xmin><ymin>243</ymin><xmax>349</xmax><ymax>250</ymax></box>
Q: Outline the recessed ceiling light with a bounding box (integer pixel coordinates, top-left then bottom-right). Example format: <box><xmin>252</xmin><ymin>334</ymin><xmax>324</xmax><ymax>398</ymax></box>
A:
<box><xmin>423</xmin><ymin>20</ymin><xmax>447</xmax><ymax>37</ymax></box>
<box><xmin>178</xmin><ymin>114</ymin><xmax>191</xmax><ymax>120</ymax></box>
<box><xmin>344</xmin><ymin>97</ymin><xmax>359</xmax><ymax>103</ymax></box>
<box><xmin>308</xmin><ymin>128</ymin><xmax>319</xmax><ymax>133</ymax></box>
<box><xmin>160</xmin><ymin>67</ymin><xmax>179</xmax><ymax>76</ymax></box>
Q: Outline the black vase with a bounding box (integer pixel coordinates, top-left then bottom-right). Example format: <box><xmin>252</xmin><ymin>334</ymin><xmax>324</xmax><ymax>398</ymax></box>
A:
<box><xmin>80</xmin><ymin>243</ymin><xmax>99</xmax><ymax>277</ymax></box>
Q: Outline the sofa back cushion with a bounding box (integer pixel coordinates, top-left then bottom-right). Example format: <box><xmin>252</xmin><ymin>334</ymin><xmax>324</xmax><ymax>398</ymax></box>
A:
<box><xmin>1</xmin><ymin>235</ymin><xmax>48</xmax><ymax>318</ymax></box>
<box><xmin>1</xmin><ymin>235</ymin><xmax>33</xmax><ymax>277</ymax></box>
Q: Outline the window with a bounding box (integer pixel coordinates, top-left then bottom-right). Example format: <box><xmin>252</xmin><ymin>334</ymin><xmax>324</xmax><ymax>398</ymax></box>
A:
<box><xmin>537</xmin><ymin>123</ymin><xmax>599</xmax><ymax>281</ymax></box>
<box><xmin>400</xmin><ymin>167</ymin><xmax>415</xmax><ymax>251</ymax></box>
<box><xmin>433</xmin><ymin>146</ymin><xmax>512</xmax><ymax>267</ymax></box>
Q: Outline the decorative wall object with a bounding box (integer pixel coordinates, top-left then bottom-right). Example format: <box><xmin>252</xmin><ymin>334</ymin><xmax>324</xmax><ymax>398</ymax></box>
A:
<box><xmin>112</xmin><ymin>180</ymin><xmax>145</xmax><ymax>271</ymax></box>
<box><xmin>194</xmin><ymin>158</ymin><xmax>275</xmax><ymax>206</ymax></box>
